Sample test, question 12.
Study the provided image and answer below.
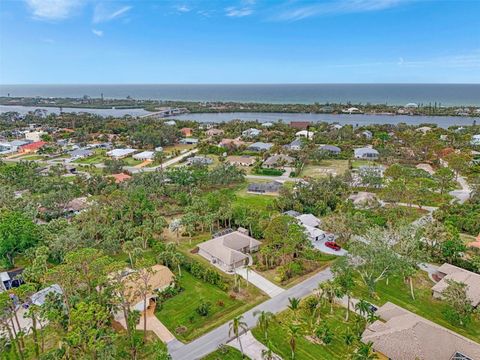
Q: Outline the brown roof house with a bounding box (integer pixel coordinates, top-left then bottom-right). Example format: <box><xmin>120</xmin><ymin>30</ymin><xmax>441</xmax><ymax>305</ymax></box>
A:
<box><xmin>227</xmin><ymin>155</ymin><xmax>256</xmax><ymax>166</ymax></box>
<box><xmin>432</xmin><ymin>263</ymin><xmax>480</xmax><ymax>307</ymax></box>
<box><xmin>197</xmin><ymin>228</ymin><xmax>261</xmax><ymax>273</ymax></box>
<box><xmin>120</xmin><ymin>265</ymin><xmax>175</xmax><ymax>312</ymax></box>
<box><xmin>263</xmin><ymin>154</ymin><xmax>295</xmax><ymax>168</ymax></box>
<box><xmin>206</xmin><ymin>128</ymin><xmax>224</xmax><ymax>137</ymax></box>
<box><xmin>362</xmin><ymin>302</ymin><xmax>480</xmax><ymax>360</ymax></box>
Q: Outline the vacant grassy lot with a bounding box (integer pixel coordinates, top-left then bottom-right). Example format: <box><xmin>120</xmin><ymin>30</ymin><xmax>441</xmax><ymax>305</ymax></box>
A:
<box><xmin>351</xmin><ymin>271</ymin><xmax>480</xmax><ymax>343</ymax></box>
<box><xmin>202</xmin><ymin>346</ymin><xmax>247</xmax><ymax>360</ymax></box>
<box><xmin>252</xmin><ymin>302</ymin><xmax>364</xmax><ymax>360</ymax></box>
<box><xmin>156</xmin><ymin>270</ymin><xmax>266</xmax><ymax>342</ymax></box>
<box><xmin>302</xmin><ymin>160</ymin><xmax>349</xmax><ymax>178</ymax></box>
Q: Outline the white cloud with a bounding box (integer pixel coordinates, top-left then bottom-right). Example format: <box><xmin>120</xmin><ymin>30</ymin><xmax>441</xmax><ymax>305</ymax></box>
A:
<box><xmin>93</xmin><ymin>3</ymin><xmax>132</xmax><ymax>23</ymax></box>
<box><xmin>225</xmin><ymin>6</ymin><xmax>253</xmax><ymax>17</ymax></box>
<box><xmin>272</xmin><ymin>0</ymin><xmax>412</xmax><ymax>21</ymax></box>
<box><xmin>92</xmin><ymin>29</ymin><xmax>103</xmax><ymax>37</ymax></box>
<box><xmin>176</xmin><ymin>5</ymin><xmax>191</xmax><ymax>13</ymax></box>
<box><xmin>25</xmin><ymin>0</ymin><xmax>83</xmax><ymax>20</ymax></box>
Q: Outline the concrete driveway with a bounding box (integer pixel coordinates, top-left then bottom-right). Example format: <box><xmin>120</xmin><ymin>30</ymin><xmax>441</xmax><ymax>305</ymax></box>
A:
<box><xmin>235</xmin><ymin>268</ymin><xmax>284</xmax><ymax>298</ymax></box>
<box><xmin>227</xmin><ymin>331</ymin><xmax>281</xmax><ymax>360</ymax></box>
<box><xmin>312</xmin><ymin>238</ymin><xmax>348</xmax><ymax>256</ymax></box>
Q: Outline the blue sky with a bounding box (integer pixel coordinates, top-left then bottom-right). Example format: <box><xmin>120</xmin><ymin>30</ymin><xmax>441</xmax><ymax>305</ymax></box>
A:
<box><xmin>0</xmin><ymin>0</ymin><xmax>479</xmax><ymax>84</ymax></box>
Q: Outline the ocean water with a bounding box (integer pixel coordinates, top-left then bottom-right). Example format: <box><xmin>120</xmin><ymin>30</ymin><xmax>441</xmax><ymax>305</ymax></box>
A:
<box><xmin>1</xmin><ymin>84</ymin><xmax>480</xmax><ymax>106</ymax></box>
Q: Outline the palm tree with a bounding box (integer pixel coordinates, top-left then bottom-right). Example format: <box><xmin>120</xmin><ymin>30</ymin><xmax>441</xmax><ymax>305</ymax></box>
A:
<box><xmin>320</xmin><ymin>280</ymin><xmax>340</xmax><ymax>314</ymax></box>
<box><xmin>287</xmin><ymin>324</ymin><xmax>300</xmax><ymax>360</ymax></box>
<box><xmin>229</xmin><ymin>315</ymin><xmax>248</xmax><ymax>357</ymax></box>
<box><xmin>122</xmin><ymin>241</ymin><xmax>135</xmax><ymax>267</ymax></box>
<box><xmin>342</xmin><ymin>328</ymin><xmax>355</xmax><ymax>350</ymax></box>
<box><xmin>351</xmin><ymin>341</ymin><xmax>378</xmax><ymax>360</ymax></box>
<box><xmin>253</xmin><ymin>310</ymin><xmax>275</xmax><ymax>340</ymax></box>
<box><xmin>287</xmin><ymin>297</ymin><xmax>301</xmax><ymax>322</ymax></box>
<box><xmin>355</xmin><ymin>299</ymin><xmax>371</xmax><ymax>318</ymax></box>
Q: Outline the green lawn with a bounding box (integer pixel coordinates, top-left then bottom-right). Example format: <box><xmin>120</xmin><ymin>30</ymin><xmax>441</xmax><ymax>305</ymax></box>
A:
<box><xmin>252</xmin><ymin>301</ymin><xmax>364</xmax><ymax>360</ymax></box>
<box><xmin>351</xmin><ymin>271</ymin><xmax>480</xmax><ymax>343</ymax></box>
<box><xmin>302</xmin><ymin>160</ymin><xmax>349</xmax><ymax>178</ymax></box>
<box><xmin>19</xmin><ymin>155</ymin><xmax>46</xmax><ymax>161</ymax></box>
<box><xmin>156</xmin><ymin>271</ymin><xmax>265</xmax><ymax>342</ymax></box>
<box><xmin>202</xmin><ymin>346</ymin><xmax>247</xmax><ymax>360</ymax></box>
<box><xmin>122</xmin><ymin>157</ymin><xmax>142</xmax><ymax>166</ymax></box>
<box><xmin>74</xmin><ymin>152</ymin><xmax>108</xmax><ymax>164</ymax></box>
<box><xmin>233</xmin><ymin>187</ymin><xmax>278</xmax><ymax>213</ymax></box>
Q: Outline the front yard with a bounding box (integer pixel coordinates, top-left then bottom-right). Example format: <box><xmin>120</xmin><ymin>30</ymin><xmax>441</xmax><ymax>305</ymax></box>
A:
<box><xmin>202</xmin><ymin>346</ymin><xmax>246</xmax><ymax>360</ymax></box>
<box><xmin>301</xmin><ymin>160</ymin><xmax>349</xmax><ymax>178</ymax></box>
<box><xmin>155</xmin><ymin>270</ymin><xmax>266</xmax><ymax>342</ymax></box>
<box><xmin>351</xmin><ymin>271</ymin><xmax>480</xmax><ymax>343</ymax></box>
<box><xmin>252</xmin><ymin>301</ymin><xmax>365</xmax><ymax>360</ymax></box>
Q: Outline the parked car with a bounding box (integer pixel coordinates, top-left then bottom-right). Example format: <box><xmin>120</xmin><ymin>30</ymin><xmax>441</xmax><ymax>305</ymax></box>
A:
<box><xmin>325</xmin><ymin>241</ymin><xmax>341</xmax><ymax>251</ymax></box>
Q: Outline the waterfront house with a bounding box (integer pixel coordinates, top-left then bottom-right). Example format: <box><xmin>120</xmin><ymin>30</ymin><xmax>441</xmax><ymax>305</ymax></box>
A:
<box><xmin>242</xmin><ymin>128</ymin><xmax>262</xmax><ymax>138</ymax></box>
<box><xmin>354</xmin><ymin>147</ymin><xmax>379</xmax><ymax>159</ymax></box>
<box><xmin>290</xmin><ymin>121</ymin><xmax>311</xmax><ymax>130</ymax></box>
<box><xmin>197</xmin><ymin>228</ymin><xmax>261</xmax><ymax>273</ymax></box>
<box><xmin>362</xmin><ymin>302</ymin><xmax>480</xmax><ymax>360</ymax></box>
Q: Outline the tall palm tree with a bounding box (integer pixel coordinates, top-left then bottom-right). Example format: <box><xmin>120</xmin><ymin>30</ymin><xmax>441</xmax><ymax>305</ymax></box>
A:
<box><xmin>287</xmin><ymin>324</ymin><xmax>300</xmax><ymax>360</ymax></box>
<box><xmin>287</xmin><ymin>297</ymin><xmax>301</xmax><ymax>321</ymax></box>
<box><xmin>229</xmin><ymin>315</ymin><xmax>248</xmax><ymax>356</ymax></box>
<box><xmin>355</xmin><ymin>299</ymin><xmax>371</xmax><ymax>318</ymax></box>
<box><xmin>253</xmin><ymin>310</ymin><xmax>275</xmax><ymax>340</ymax></box>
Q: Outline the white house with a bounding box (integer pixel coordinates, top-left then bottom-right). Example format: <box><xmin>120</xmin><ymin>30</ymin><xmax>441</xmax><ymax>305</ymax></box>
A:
<box><xmin>242</xmin><ymin>128</ymin><xmax>262</xmax><ymax>138</ymax></box>
<box><xmin>25</xmin><ymin>131</ymin><xmax>46</xmax><ymax>142</ymax></box>
<box><xmin>133</xmin><ymin>151</ymin><xmax>155</xmax><ymax>161</ymax></box>
<box><xmin>354</xmin><ymin>147</ymin><xmax>379</xmax><ymax>159</ymax></box>
<box><xmin>107</xmin><ymin>148</ymin><xmax>137</xmax><ymax>159</ymax></box>
<box><xmin>295</xmin><ymin>130</ymin><xmax>315</xmax><ymax>139</ymax></box>
<box><xmin>471</xmin><ymin>134</ymin><xmax>480</xmax><ymax>146</ymax></box>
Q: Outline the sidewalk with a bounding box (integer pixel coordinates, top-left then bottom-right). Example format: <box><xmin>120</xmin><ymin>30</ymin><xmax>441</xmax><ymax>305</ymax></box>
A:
<box><xmin>236</xmin><ymin>268</ymin><xmax>285</xmax><ymax>298</ymax></box>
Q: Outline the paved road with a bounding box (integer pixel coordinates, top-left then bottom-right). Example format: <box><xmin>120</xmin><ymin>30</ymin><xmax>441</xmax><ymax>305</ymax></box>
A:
<box><xmin>168</xmin><ymin>267</ymin><xmax>333</xmax><ymax>360</ymax></box>
<box><xmin>123</xmin><ymin>149</ymin><xmax>199</xmax><ymax>174</ymax></box>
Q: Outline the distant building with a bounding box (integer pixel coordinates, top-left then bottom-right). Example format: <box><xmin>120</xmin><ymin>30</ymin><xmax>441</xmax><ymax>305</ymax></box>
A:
<box><xmin>319</xmin><ymin>145</ymin><xmax>341</xmax><ymax>155</ymax></box>
<box><xmin>19</xmin><ymin>141</ymin><xmax>47</xmax><ymax>154</ymax></box>
<box><xmin>247</xmin><ymin>181</ymin><xmax>283</xmax><ymax>195</ymax></box>
<box><xmin>133</xmin><ymin>151</ymin><xmax>155</xmax><ymax>161</ymax></box>
<box><xmin>164</xmin><ymin>120</ymin><xmax>176</xmax><ymax>126</ymax></box>
<box><xmin>227</xmin><ymin>155</ymin><xmax>256</xmax><ymax>166</ymax></box>
<box><xmin>111</xmin><ymin>173</ymin><xmax>132</xmax><ymax>183</ymax></box>
<box><xmin>405</xmin><ymin>102</ymin><xmax>419</xmax><ymax>108</ymax></box>
<box><xmin>206</xmin><ymin>128</ymin><xmax>224</xmax><ymax>137</ymax></box>
<box><xmin>261</xmin><ymin>122</ymin><xmax>274</xmax><ymax>127</ymax></box>
<box><xmin>25</xmin><ymin>131</ymin><xmax>46</xmax><ymax>142</ymax></box>
<box><xmin>290</xmin><ymin>121</ymin><xmax>310</xmax><ymax>130</ymax></box>
<box><xmin>354</xmin><ymin>147</ymin><xmax>379</xmax><ymax>159</ymax></box>
<box><xmin>343</xmin><ymin>107</ymin><xmax>362</xmax><ymax>114</ymax></box>
<box><xmin>181</xmin><ymin>127</ymin><xmax>193</xmax><ymax>137</ymax></box>
<box><xmin>471</xmin><ymin>134</ymin><xmax>480</xmax><ymax>146</ymax></box>
<box><xmin>361</xmin><ymin>130</ymin><xmax>373</xmax><ymax>139</ymax></box>
<box><xmin>187</xmin><ymin>156</ymin><xmax>213</xmax><ymax>165</ymax></box>
<box><xmin>247</xmin><ymin>142</ymin><xmax>273</xmax><ymax>152</ymax></box>
<box><xmin>179</xmin><ymin>138</ymin><xmax>199</xmax><ymax>145</ymax></box>
<box><xmin>107</xmin><ymin>148</ymin><xmax>137</xmax><ymax>159</ymax></box>
<box><xmin>68</xmin><ymin>148</ymin><xmax>93</xmax><ymax>160</ymax></box>
<box><xmin>295</xmin><ymin>130</ymin><xmax>315</xmax><ymax>139</ymax></box>
<box><xmin>285</xmin><ymin>138</ymin><xmax>303</xmax><ymax>151</ymax></box>
<box><xmin>30</xmin><ymin>284</ymin><xmax>63</xmax><ymax>306</ymax></box>
<box><xmin>263</xmin><ymin>154</ymin><xmax>295</xmax><ymax>168</ymax></box>
<box><xmin>219</xmin><ymin>138</ymin><xmax>245</xmax><ymax>148</ymax></box>
<box><xmin>242</xmin><ymin>128</ymin><xmax>262</xmax><ymax>138</ymax></box>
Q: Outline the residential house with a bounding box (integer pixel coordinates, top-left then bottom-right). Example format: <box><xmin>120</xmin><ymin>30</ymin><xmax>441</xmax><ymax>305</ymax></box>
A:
<box><xmin>133</xmin><ymin>151</ymin><xmax>155</xmax><ymax>161</ymax></box>
<box><xmin>261</xmin><ymin>122</ymin><xmax>274</xmax><ymax>128</ymax></box>
<box><xmin>181</xmin><ymin>127</ymin><xmax>193</xmax><ymax>137</ymax></box>
<box><xmin>295</xmin><ymin>130</ymin><xmax>315</xmax><ymax>139</ymax></box>
<box><xmin>242</xmin><ymin>128</ymin><xmax>262</xmax><ymax>138</ymax></box>
<box><xmin>206</xmin><ymin>128</ymin><xmax>224</xmax><ymax>137</ymax></box>
<box><xmin>30</xmin><ymin>284</ymin><xmax>63</xmax><ymax>306</ymax></box>
<box><xmin>432</xmin><ymin>263</ymin><xmax>480</xmax><ymax>307</ymax></box>
<box><xmin>0</xmin><ymin>269</ymin><xmax>24</xmax><ymax>292</ymax></box>
<box><xmin>219</xmin><ymin>138</ymin><xmax>246</xmax><ymax>148</ymax></box>
<box><xmin>247</xmin><ymin>181</ymin><xmax>283</xmax><ymax>195</ymax></box>
<box><xmin>19</xmin><ymin>141</ymin><xmax>46</xmax><ymax>154</ymax></box>
<box><xmin>319</xmin><ymin>145</ymin><xmax>341</xmax><ymax>155</ymax></box>
<box><xmin>361</xmin><ymin>130</ymin><xmax>373</xmax><ymax>139</ymax></box>
<box><xmin>286</xmin><ymin>212</ymin><xmax>333</xmax><ymax>243</ymax></box>
<box><xmin>179</xmin><ymin>138</ymin><xmax>199</xmax><ymax>145</ymax></box>
<box><xmin>111</xmin><ymin>173</ymin><xmax>132</xmax><ymax>184</ymax></box>
<box><xmin>263</xmin><ymin>154</ymin><xmax>295</xmax><ymax>168</ymax></box>
<box><xmin>164</xmin><ymin>120</ymin><xmax>176</xmax><ymax>126</ymax></box>
<box><xmin>0</xmin><ymin>142</ymin><xmax>15</xmax><ymax>155</ymax></box>
<box><xmin>25</xmin><ymin>131</ymin><xmax>46</xmax><ymax>142</ymax></box>
<box><xmin>354</xmin><ymin>147</ymin><xmax>379</xmax><ymax>159</ymax></box>
<box><xmin>197</xmin><ymin>228</ymin><xmax>261</xmax><ymax>273</ymax></box>
<box><xmin>226</xmin><ymin>155</ymin><xmax>256</xmax><ymax>166</ymax></box>
<box><xmin>405</xmin><ymin>102</ymin><xmax>419</xmax><ymax>108</ymax></box>
<box><xmin>417</xmin><ymin>126</ymin><xmax>433</xmax><ymax>134</ymax></box>
<box><xmin>343</xmin><ymin>107</ymin><xmax>362</xmax><ymax>114</ymax></box>
<box><xmin>362</xmin><ymin>302</ymin><xmax>480</xmax><ymax>360</ymax></box>
<box><xmin>65</xmin><ymin>197</ymin><xmax>90</xmax><ymax>215</ymax></box>
<box><xmin>68</xmin><ymin>148</ymin><xmax>93</xmax><ymax>160</ymax></box>
<box><xmin>247</xmin><ymin>142</ymin><xmax>273</xmax><ymax>152</ymax></box>
<box><xmin>331</xmin><ymin>124</ymin><xmax>343</xmax><ymax>130</ymax></box>
<box><xmin>285</xmin><ymin>138</ymin><xmax>303</xmax><ymax>151</ymax></box>
<box><xmin>107</xmin><ymin>148</ymin><xmax>137</xmax><ymax>159</ymax></box>
<box><xmin>471</xmin><ymin>134</ymin><xmax>480</xmax><ymax>146</ymax></box>
<box><xmin>120</xmin><ymin>265</ymin><xmax>175</xmax><ymax>311</ymax></box>
<box><xmin>187</xmin><ymin>156</ymin><xmax>213</xmax><ymax>165</ymax></box>
<box><xmin>290</xmin><ymin>121</ymin><xmax>310</xmax><ymax>130</ymax></box>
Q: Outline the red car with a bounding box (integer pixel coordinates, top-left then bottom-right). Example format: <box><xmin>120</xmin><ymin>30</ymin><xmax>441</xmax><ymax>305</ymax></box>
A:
<box><xmin>325</xmin><ymin>241</ymin><xmax>341</xmax><ymax>251</ymax></box>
